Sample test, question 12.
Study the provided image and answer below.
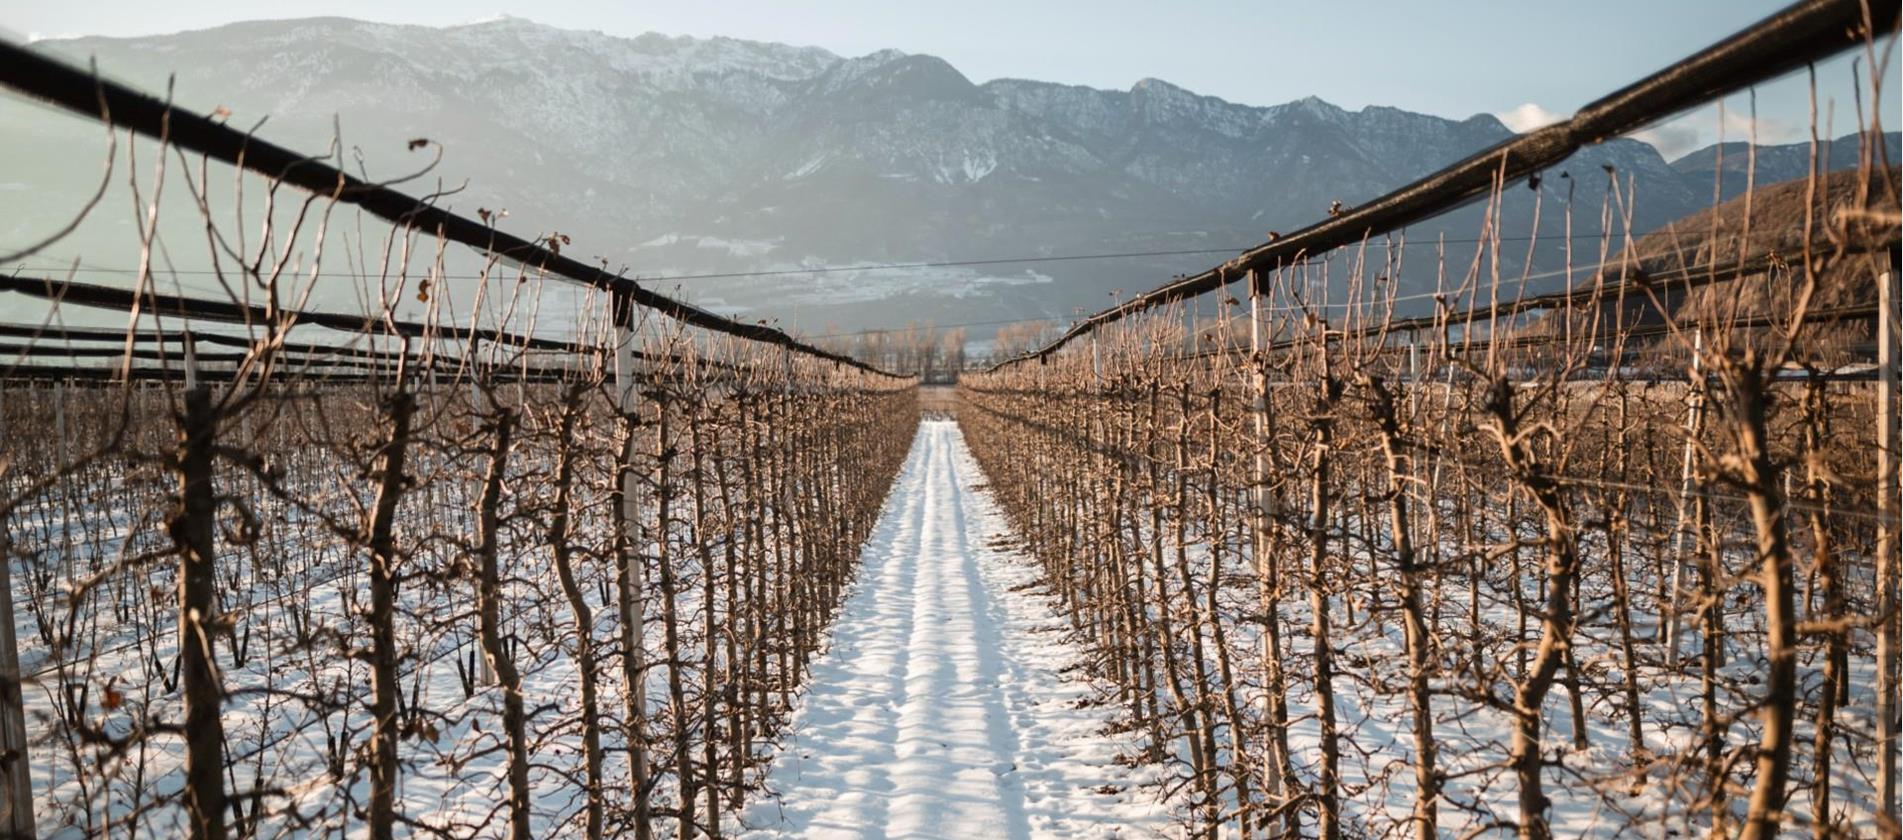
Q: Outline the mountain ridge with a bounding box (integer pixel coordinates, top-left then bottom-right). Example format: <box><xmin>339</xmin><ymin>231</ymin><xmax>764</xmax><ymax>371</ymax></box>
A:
<box><xmin>8</xmin><ymin>16</ymin><xmax>1894</xmax><ymax>341</ymax></box>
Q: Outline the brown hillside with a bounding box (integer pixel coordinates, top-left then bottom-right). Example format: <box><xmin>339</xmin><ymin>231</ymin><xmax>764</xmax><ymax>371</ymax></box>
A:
<box><xmin>1524</xmin><ymin>163</ymin><xmax>1899</xmax><ymax>351</ymax></box>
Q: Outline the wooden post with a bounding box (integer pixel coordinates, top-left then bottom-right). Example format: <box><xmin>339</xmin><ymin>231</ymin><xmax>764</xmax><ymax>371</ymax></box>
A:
<box><xmin>1666</xmin><ymin>327</ymin><xmax>1704</xmax><ymax>666</ymax></box>
<box><xmin>1877</xmin><ymin>248</ymin><xmax>1899</xmax><ymax>825</ymax></box>
<box><xmin>0</xmin><ymin>383</ymin><xmax>33</xmax><ymax>839</ymax></box>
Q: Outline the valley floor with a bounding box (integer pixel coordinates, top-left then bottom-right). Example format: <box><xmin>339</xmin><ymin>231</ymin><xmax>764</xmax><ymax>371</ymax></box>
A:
<box><xmin>738</xmin><ymin>419</ymin><xmax>1178</xmax><ymax>839</ymax></box>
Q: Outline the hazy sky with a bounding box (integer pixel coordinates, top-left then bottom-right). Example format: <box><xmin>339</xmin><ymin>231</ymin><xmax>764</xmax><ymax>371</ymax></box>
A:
<box><xmin>3</xmin><ymin>1</ymin><xmax>1894</xmax><ymax>157</ymax></box>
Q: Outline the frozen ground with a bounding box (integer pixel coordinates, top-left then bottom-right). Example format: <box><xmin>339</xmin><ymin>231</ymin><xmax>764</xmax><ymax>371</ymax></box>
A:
<box><xmin>739</xmin><ymin>420</ymin><xmax>1180</xmax><ymax>839</ymax></box>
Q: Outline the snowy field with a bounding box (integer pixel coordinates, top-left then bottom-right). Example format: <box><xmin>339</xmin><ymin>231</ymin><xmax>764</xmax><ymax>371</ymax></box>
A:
<box><xmin>741</xmin><ymin>420</ymin><xmax>1184</xmax><ymax>838</ymax></box>
<box><xmin>7</xmin><ymin>378</ymin><xmax>920</xmax><ymax>838</ymax></box>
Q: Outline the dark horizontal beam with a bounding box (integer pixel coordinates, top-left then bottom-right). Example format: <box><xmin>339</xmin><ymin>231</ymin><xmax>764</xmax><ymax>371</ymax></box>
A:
<box><xmin>0</xmin><ymin>321</ymin><xmax>460</xmax><ymax>360</ymax></box>
<box><xmin>0</xmin><ymin>274</ymin><xmax>755</xmax><ymax>372</ymax></box>
<box><xmin>992</xmin><ymin>0</ymin><xmax>1898</xmax><ymax>369</ymax></box>
<box><xmin>0</xmin><ymin>274</ymin><xmax>589</xmax><ymax>353</ymax></box>
<box><xmin>1123</xmin><ymin>245</ymin><xmax>1896</xmax><ymax>369</ymax></box>
<box><xmin>0</xmin><ymin>341</ymin><xmax>594</xmax><ymax>381</ymax></box>
<box><xmin>0</xmin><ymin>43</ymin><xmax>905</xmax><ymax>379</ymax></box>
<box><xmin>0</xmin><ymin>363</ymin><xmax>578</xmax><ymax>386</ymax></box>
<box><xmin>1307</xmin><ymin>238</ymin><xmax>1896</xmax><ymax>345</ymax></box>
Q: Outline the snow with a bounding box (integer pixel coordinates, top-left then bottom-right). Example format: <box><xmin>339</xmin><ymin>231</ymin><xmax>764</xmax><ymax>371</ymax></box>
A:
<box><xmin>939</xmin><ymin>150</ymin><xmax>998</xmax><ymax>184</ymax></box>
<box><xmin>637</xmin><ymin>234</ymin><xmax>782</xmax><ymax>256</ymax></box>
<box><xmin>695</xmin><ymin>236</ymin><xmax>781</xmax><ymax>257</ymax></box>
<box><xmin>741</xmin><ymin>420</ymin><xmax>1180</xmax><ymax>838</ymax></box>
<box><xmin>812</xmin><ymin>50</ymin><xmax>913</xmax><ymax>97</ymax></box>
<box><xmin>787</xmin><ymin>154</ymin><xmax>833</xmax><ymax>180</ymax></box>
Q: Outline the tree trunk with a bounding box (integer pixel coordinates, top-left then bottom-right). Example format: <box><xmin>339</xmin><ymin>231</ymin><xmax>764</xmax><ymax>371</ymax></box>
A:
<box><xmin>363</xmin><ymin>388</ymin><xmax>413</xmax><ymax>840</ymax></box>
<box><xmin>473</xmin><ymin>410</ymin><xmax>530</xmax><ymax>840</ymax></box>
<box><xmin>549</xmin><ymin>389</ymin><xmax>605</xmax><ymax>840</ymax></box>
<box><xmin>1732</xmin><ymin>369</ymin><xmax>1797</xmax><ymax>840</ymax></box>
<box><xmin>1366</xmin><ymin>376</ymin><xmax>1438</xmax><ymax>840</ymax></box>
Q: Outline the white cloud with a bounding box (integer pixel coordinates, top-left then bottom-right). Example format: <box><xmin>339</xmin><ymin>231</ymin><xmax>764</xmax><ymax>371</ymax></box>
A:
<box><xmin>1627</xmin><ymin>107</ymin><xmax>1805</xmax><ymax>161</ymax></box>
<box><xmin>1496</xmin><ymin>102</ymin><xmax>1568</xmax><ymax>133</ymax></box>
<box><xmin>1629</xmin><ymin>122</ymin><xmax>1703</xmax><ymax>160</ymax></box>
<box><xmin>1713</xmin><ymin>111</ymin><xmax>1802</xmax><ymax>144</ymax></box>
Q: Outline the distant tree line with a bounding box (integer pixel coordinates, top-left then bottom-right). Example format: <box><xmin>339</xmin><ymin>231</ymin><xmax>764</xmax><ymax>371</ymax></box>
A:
<box><xmin>821</xmin><ymin>322</ymin><xmax>968</xmax><ymax>383</ymax></box>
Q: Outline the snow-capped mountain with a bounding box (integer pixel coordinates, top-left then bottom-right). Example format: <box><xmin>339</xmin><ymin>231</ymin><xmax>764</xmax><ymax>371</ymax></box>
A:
<box><xmin>7</xmin><ymin>16</ymin><xmax>1890</xmax><ymax>338</ymax></box>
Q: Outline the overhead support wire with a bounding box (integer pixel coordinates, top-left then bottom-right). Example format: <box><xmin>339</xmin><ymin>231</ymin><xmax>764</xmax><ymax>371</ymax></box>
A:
<box><xmin>990</xmin><ymin>0</ymin><xmax>1900</xmax><ymax>370</ymax></box>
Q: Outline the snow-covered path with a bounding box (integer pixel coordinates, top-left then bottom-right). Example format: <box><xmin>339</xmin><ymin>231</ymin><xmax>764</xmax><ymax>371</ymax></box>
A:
<box><xmin>740</xmin><ymin>420</ymin><xmax>1175</xmax><ymax>839</ymax></box>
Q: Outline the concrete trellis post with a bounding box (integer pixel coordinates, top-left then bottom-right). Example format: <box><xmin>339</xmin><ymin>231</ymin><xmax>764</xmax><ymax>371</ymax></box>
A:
<box><xmin>613</xmin><ymin>297</ymin><xmax>654</xmax><ymax>840</ymax></box>
<box><xmin>175</xmin><ymin>337</ymin><xmax>227</xmax><ymax>839</ymax></box>
<box><xmin>1665</xmin><ymin>327</ymin><xmax>1704</xmax><ymax>667</ymax></box>
<box><xmin>1407</xmin><ymin>336</ymin><xmax>1419</xmax><ymax>386</ymax></box>
<box><xmin>1877</xmin><ymin>249</ymin><xmax>1899</xmax><ymax>822</ymax></box>
<box><xmin>183</xmin><ymin>331</ymin><xmax>199</xmax><ymax>390</ymax></box>
<box><xmin>467</xmin><ymin>335</ymin><xmax>495</xmax><ymax>688</ymax></box>
<box><xmin>468</xmin><ymin>336</ymin><xmax>484</xmax><ymax>414</ymax></box>
<box><xmin>1185</xmin><ymin>302</ymin><xmax>1197</xmax><ymax>355</ymax></box>
<box><xmin>1247</xmin><ymin>270</ymin><xmax>1287</xmax><ymax>835</ymax></box>
<box><xmin>0</xmin><ymin>381</ymin><xmax>32</xmax><ymax>839</ymax></box>
<box><xmin>1250</xmin><ymin>274</ymin><xmax>1278</xmax><ymax>523</ymax></box>
<box><xmin>1407</xmin><ymin>331</ymin><xmax>1423</xmax><ymax>532</ymax></box>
